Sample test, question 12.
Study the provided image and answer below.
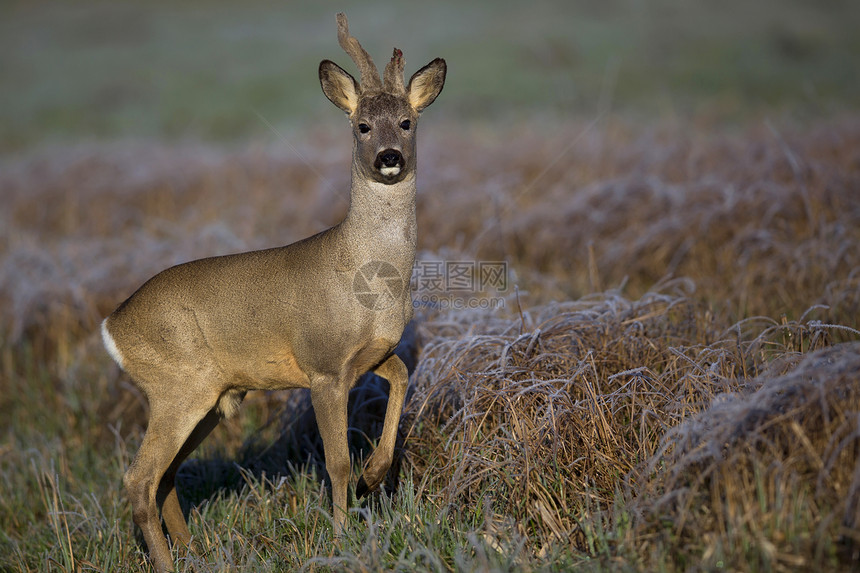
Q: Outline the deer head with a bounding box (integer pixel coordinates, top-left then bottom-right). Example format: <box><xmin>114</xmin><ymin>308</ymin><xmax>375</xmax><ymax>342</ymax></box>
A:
<box><xmin>319</xmin><ymin>13</ymin><xmax>446</xmax><ymax>185</ymax></box>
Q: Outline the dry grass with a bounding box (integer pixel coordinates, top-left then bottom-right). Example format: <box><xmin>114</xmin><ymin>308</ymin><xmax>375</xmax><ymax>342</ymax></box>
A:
<box><xmin>2</xmin><ymin>116</ymin><xmax>860</xmax><ymax>570</ymax></box>
<box><xmin>634</xmin><ymin>341</ymin><xmax>860</xmax><ymax>570</ymax></box>
<box><xmin>399</xmin><ymin>290</ymin><xmax>860</xmax><ymax>569</ymax></box>
<box><xmin>418</xmin><ymin>118</ymin><xmax>860</xmax><ymax>323</ymax></box>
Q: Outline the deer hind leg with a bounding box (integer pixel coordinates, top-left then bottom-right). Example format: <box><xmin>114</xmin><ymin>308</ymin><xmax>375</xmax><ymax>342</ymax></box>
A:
<box><xmin>124</xmin><ymin>389</ymin><xmax>221</xmax><ymax>573</ymax></box>
<box><xmin>356</xmin><ymin>353</ymin><xmax>408</xmax><ymax>498</ymax></box>
<box><xmin>158</xmin><ymin>407</ymin><xmax>223</xmax><ymax>548</ymax></box>
<box><xmin>310</xmin><ymin>376</ymin><xmax>351</xmax><ymax>535</ymax></box>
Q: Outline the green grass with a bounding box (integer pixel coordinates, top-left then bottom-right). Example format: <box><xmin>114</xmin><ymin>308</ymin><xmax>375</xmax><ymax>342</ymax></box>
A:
<box><xmin>2</xmin><ymin>0</ymin><xmax>859</xmax><ymax>149</ymax></box>
<box><xmin>3</xmin><ymin>434</ymin><xmax>599</xmax><ymax>572</ymax></box>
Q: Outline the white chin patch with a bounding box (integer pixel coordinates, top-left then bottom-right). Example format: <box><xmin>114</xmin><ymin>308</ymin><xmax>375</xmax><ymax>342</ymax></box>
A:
<box><xmin>380</xmin><ymin>166</ymin><xmax>401</xmax><ymax>177</ymax></box>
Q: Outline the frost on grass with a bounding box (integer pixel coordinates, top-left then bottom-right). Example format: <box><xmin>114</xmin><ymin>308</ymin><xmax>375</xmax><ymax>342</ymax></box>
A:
<box><xmin>2</xmin><ymin>119</ymin><xmax>860</xmax><ymax>570</ymax></box>
<box><xmin>398</xmin><ymin>284</ymin><xmax>859</xmax><ymax>567</ymax></box>
<box><xmin>636</xmin><ymin>341</ymin><xmax>860</xmax><ymax>568</ymax></box>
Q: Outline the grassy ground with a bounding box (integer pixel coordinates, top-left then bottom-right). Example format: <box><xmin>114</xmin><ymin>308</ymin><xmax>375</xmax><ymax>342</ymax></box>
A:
<box><xmin>2</xmin><ymin>1</ymin><xmax>860</xmax><ymax>571</ymax></box>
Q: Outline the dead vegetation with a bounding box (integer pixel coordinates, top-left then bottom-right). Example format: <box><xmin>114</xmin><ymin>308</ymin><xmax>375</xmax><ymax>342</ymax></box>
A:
<box><xmin>398</xmin><ymin>289</ymin><xmax>860</xmax><ymax>569</ymax></box>
<box><xmin>635</xmin><ymin>341</ymin><xmax>860</xmax><ymax>569</ymax></box>
<box><xmin>2</xmin><ymin>117</ymin><xmax>860</xmax><ymax>569</ymax></box>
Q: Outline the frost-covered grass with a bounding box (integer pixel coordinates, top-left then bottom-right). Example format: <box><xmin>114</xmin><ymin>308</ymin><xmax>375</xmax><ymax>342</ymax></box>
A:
<box><xmin>2</xmin><ymin>116</ymin><xmax>860</xmax><ymax>570</ymax></box>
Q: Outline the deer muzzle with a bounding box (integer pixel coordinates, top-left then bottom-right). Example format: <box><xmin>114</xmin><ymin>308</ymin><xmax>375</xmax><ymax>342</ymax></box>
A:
<box><xmin>375</xmin><ymin>148</ymin><xmax>404</xmax><ymax>178</ymax></box>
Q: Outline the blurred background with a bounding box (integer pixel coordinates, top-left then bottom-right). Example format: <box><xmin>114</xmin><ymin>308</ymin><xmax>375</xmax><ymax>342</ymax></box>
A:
<box><xmin>2</xmin><ymin>0</ymin><xmax>859</xmax><ymax>151</ymax></box>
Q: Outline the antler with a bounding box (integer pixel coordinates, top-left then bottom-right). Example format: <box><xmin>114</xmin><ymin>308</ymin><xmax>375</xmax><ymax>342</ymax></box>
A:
<box><xmin>383</xmin><ymin>48</ymin><xmax>405</xmax><ymax>95</ymax></box>
<box><xmin>336</xmin><ymin>13</ymin><xmax>382</xmax><ymax>93</ymax></box>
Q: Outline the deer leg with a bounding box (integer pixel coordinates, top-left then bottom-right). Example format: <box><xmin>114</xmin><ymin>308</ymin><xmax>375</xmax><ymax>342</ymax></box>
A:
<box><xmin>158</xmin><ymin>407</ymin><xmax>222</xmax><ymax>547</ymax></box>
<box><xmin>125</xmin><ymin>396</ymin><xmax>218</xmax><ymax>573</ymax></box>
<box><xmin>356</xmin><ymin>354</ymin><xmax>408</xmax><ymax>498</ymax></box>
<box><xmin>311</xmin><ymin>378</ymin><xmax>351</xmax><ymax>535</ymax></box>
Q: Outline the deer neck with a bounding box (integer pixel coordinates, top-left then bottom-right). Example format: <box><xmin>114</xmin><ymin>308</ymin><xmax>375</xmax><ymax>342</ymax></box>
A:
<box><xmin>339</xmin><ymin>163</ymin><xmax>417</xmax><ymax>270</ymax></box>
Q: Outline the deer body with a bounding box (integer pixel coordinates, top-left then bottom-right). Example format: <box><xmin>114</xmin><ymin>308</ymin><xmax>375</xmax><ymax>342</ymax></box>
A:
<box><xmin>102</xmin><ymin>14</ymin><xmax>444</xmax><ymax>572</ymax></box>
<box><xmin>107</xmin><ymin>176</ymin><xmax>416</xmax><ymax>398</ymax></box>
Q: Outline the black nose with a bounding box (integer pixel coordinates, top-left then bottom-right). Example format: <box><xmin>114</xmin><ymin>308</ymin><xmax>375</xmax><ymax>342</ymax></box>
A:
<box><xmin>377</xmin><ymin>149</ymin><xmax>403</xmax><ymax>168</ymax></box>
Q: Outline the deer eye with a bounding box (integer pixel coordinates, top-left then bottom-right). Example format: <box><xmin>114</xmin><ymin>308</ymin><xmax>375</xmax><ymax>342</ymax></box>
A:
<box><xmin>358</xmin><ymin>123</ymin><xmax>371</xmax><ymax>134</ymax></box>
<box><xmin>399</xmin><ymin>120</ymin><xmax>411</xmax><ymax>131</ymax></box>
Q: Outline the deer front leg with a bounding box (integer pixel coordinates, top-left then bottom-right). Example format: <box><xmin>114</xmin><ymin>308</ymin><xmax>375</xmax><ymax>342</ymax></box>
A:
<box><xmin>356</xmin><ymin>354</ymin><xmax>408</xmax><ymax>498</ymax></box>
<box><xmin>311</xmin><ymin>379</ymin><xmax>351</xmax><ymax>534</ymax></box>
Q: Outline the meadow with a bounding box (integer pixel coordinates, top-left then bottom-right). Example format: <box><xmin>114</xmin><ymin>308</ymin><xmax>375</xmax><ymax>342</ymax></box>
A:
<box><xmin>2</xmin><ymin>1</ymin><xmax>860</xmax><ymax>571</ymax></box>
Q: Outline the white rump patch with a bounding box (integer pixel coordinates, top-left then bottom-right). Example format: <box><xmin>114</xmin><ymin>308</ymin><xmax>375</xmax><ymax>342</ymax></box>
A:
<box><xmin>380</xmin><ymin>166</ymin><xmax>401</xmax><ymax>177</ymax></box>
<box><xmin>101</xmin><ymin>318</ymin><xmax>125</xmax><ymax>370</ymax></box>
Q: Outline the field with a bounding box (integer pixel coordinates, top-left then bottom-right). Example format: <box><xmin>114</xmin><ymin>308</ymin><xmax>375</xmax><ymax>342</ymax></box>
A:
<box><xmin>2</xmin><ymin>1</ymin><xmax>860</xmax><ymax>571</ymax></box>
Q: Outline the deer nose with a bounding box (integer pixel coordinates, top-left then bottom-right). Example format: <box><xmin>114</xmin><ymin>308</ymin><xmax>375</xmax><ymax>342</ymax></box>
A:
<box><xmin>377</xmin><ymin>149</ymin><xmax>403</xmax><ymax>169</ymax></box>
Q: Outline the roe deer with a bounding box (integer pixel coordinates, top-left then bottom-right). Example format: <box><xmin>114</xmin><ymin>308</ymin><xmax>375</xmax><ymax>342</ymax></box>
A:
<box><xmin>101</xmin><ymin>13</ymin><xmax>445</xmax><ymax>572</ymax></box>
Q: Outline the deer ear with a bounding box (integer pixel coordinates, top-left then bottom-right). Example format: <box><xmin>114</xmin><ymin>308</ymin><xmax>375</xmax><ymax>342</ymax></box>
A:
<box><xmin>407</xmin><ymin>58</ymin><xmax>446</xmax><ymax>112</ymax></box>
<box><xmin>319</xmin><ymin>60</ymin><xmax>360</xmax><ymax>114</ymax></box>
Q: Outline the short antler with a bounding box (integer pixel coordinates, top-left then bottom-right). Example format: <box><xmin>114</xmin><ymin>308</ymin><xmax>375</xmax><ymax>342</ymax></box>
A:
<box><xmin>336</xmin><ymin>13</ymin><xmax>382</xmax><ymax>92</ymax></box>
<box><xmin>383</xmin><ymin>48</ymin><xmax>405</xmax><ymax>95</ymax></box>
